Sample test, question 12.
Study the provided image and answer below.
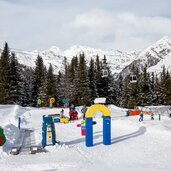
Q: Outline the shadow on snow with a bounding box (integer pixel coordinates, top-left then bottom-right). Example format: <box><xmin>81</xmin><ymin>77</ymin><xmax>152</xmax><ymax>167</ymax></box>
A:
<box><xmin>61</xmin><ymin>126</ymin><xmax>146</xmax><ymax>147</ymax></box>
<box><xmin>94</xmin><ymin>126</ymin><xmax>146</xmax><ymax>146</ymax></box>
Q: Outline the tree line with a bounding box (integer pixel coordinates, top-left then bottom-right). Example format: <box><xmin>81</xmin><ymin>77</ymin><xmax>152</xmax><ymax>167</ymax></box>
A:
<box><xmin>0</xmin><ymin>42</ymin><xmax>170</xmax><ymax>108</ymax></box>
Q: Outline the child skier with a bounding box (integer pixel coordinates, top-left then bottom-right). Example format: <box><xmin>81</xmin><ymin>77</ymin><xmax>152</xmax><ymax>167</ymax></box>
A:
<box><xmin>60</xmin><ymin>109</ymin><xmax>64</xmax><ymax>118</ymax></box>
<box><xmin>139</xmin><ymin>110</ymin><xmax>144</xmax><ymax>122</ymax></box>
<box><xmin>69</xmin><ymin>110</ymin><xmax>73</xmax><ymax>121</ymax></box>
<box><xmin>73</xmin><ymin>110</ymin><xmax>78</xmax><ymax>120</ymax></box>
<box><xmin>150</xmin><ymin>113</ymin><xmax>154</xmax><ymax>120</ymax></box>
<box><xmin>81</xmin><ymin>105</ymin><xmax>88</xmax><ymax>120</ymax></box>
<box><xmin>69</xmin><ymin>104</ymin><xmax>75</xmax><ymax>111</ymax></box>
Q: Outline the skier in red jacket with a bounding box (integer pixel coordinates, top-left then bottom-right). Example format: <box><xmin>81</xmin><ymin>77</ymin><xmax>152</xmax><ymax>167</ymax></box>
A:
<box><xmin>69</xmin><ymin>110</ymin><xmax>73</xmax><ymax>121</ymax></box>
<box><xmin>73</xmin><ymin>110</ymin><xmax>78</xmax><ymax>120</ymax></box>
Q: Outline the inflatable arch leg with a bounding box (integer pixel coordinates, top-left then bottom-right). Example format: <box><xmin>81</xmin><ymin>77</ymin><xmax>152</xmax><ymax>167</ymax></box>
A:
<box><xmin>85</xmin><ymin>118</ymin><xmax>93</xmax><ymax>147</ymax></box>
<box><xmin>103</xmin><ymin>116</ymin><xmax>111</xmax><ymax>145</ymax></box>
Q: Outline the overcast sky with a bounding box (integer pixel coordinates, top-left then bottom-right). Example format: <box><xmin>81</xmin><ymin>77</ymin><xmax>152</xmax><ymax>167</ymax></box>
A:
<box><xmin>0</xmin><ymin>0</ymin><xmax>171</xmax><ymax>51</ymax></box>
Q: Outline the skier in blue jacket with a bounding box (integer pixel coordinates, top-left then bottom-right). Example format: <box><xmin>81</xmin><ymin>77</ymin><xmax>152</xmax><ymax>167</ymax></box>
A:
<box><xmin>139</xmin><ymin>110</ymin><xmax>144</xmax><ymax>122</ymax></box>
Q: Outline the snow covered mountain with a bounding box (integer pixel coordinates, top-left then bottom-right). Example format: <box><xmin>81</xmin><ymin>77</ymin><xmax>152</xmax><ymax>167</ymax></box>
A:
<box><xmin>8</xmin><ymin>45</ymin><xmax>138</xmax><ymax>75</ymax></box>
<box><xmin>142</xmin><ymin>37</ymin><xmax>171</xmax><ymax>74</ymax></box>
<box><xmin>137</xmin><ymin>36</ymin><xmax>171</xmax><ymax>72</ymax></box>
<box><xmin>118</xmin><ymin>36</ymin><xmax>171</xmax><ymax>78</ymax></box>
<box><xmin>0</xmin><ymin>36</ymin><xmax>171</xmax><ymax>75</ymax></box>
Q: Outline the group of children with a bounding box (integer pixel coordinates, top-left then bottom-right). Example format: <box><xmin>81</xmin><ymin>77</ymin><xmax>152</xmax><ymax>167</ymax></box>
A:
<box><xmin>59</xmin><ymin>103</ymin><xmax>89</xmax><ymax>122</ymax></box>
<box><xmin>139</xmin><ymin>110</ymin><xmax>154</xmax><ymax>122</ymax></box>
<box><xmin>59</xmin><ymin>104</ymin><xmax>78</xmax><ymax>121</ymax></box>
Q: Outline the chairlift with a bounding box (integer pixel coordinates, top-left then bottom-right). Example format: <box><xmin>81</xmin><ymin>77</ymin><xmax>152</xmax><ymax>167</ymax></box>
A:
<box><xmin>130</xmin><ymin>75</ymin><xmax>137</xmax><ymax>83</ymax></box>
<box><xmin>102</xmin><ymin>70</ymin><xmax>108</xmax><ymax>78</ymax></box>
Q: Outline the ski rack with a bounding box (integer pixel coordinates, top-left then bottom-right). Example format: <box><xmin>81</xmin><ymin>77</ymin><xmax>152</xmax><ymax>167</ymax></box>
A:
<box><xmin>11</xmin><ymin>145</ymin><xmax>46</xmax><ymax>155</ymax></box>
<box><xmin>30</xmin><ymin>146</ymin><xmax>47</xmax><ymax>154</ymax></box>
<box><xmin>10</xmin><ymin>147</ymin><xmax>21</xmax><ymax>155</ymax></box>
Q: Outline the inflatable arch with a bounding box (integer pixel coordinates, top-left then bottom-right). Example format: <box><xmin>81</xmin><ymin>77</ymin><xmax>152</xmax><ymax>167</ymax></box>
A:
<box><xmin>85</xmin><ymin>104</ymin><xmax>111</xmax><ymax>147</ymax></box>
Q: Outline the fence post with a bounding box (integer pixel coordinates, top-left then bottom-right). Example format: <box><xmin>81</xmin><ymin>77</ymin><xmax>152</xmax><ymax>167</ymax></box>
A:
<box><xmin>18</xmin><ymin>116</ymin><xmax>21</xmax><ymax>129</ymax></box>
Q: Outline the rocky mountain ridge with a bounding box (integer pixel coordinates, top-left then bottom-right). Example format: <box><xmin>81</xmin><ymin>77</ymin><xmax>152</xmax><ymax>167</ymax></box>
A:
<box><xmin>0</xmin><ymin>36</ymin><xmax>171</xmax><ymax>76</ymax></box>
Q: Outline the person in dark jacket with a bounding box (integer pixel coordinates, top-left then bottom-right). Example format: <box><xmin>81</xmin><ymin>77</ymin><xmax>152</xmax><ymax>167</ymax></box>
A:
<box><xmin>81</xmin><ymin>105</ymin><xmax>88</xmax><ymax>120</ymax></box>
<box><xmin>150</xmin><ymin>113</ymin><xmax>154</xmax><ymax>120</ymax></box>
<box><xmin>139</xmin><ymin>110</ymin><xmax>144</xmax><ymax>122</ymax></box>
<box><xmin>60</xmin><ymin>109</ymin><xmax>64</xmax><ymax>118</ymax></box>
<box><xmin>69</xmin><ymin>110</ymin><xmax>73</xmax><ymax>121</ymax></box>
<box><xmin>69</xmin><ymin>104</ymin><xmax>75</xmax><ymax>111</ymax></box>
<box><xmin>73</xmin><ymin>110</ymin><xmax>78</xmax><ymax>120</ymax></box>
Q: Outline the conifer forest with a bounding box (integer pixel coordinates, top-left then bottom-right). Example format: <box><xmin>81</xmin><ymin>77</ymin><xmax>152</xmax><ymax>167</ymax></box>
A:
<box><xmin>0</xmin><ymin>43</ymin><xmax>171</xmax><ymax>108</ymax></box>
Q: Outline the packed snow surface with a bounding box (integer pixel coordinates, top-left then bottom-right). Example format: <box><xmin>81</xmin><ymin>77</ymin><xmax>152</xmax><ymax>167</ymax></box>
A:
<box><xmin>0</xmin><ymin>105</ymin><xmax>171</xmax><ymax>171</ymax></box>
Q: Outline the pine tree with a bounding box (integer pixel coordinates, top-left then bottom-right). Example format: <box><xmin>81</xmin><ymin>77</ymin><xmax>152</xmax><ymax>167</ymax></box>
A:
<box><xmin>72</xmin><ymin>56</ymin><xmax>79</xmax><ymax>104</ymax></box>
<box><xmin>154</xmin><ymin>73</ymin><xmax>162</xmax><ymax>104</ymax></box>
<box><xmin>121</xmin><ymin>65</ymin><xmax>141</xmax><ymax>108</ymax></box>
<box><xmin>21</xmin><ymin>66</ymin><xmax>33</xmax><ymax>106</ymax></box>
<box><xmin>100</xmin><ymin>55</ymin><xmax>114</xmax><ymax>103</ymax></box>
<box><xmin>87</xmin><ymin>58</ymin><xmax>97</xmax><ymax>105</ymax></box>
<box><xmin>38</xmin><ymin>66</ymin><xmax>47</xmax><ymax>106</ymax></box>
<box><xmin>0</xmin><ymin>42</ymin><xmax>11</xmax><ymax>103</ymax></box>
<box><xmin>165</xmin><ymin>70</ymin><xmax>171</xmax><ymax>104</ymax></box>
<box><xmin>120</xmin><ymin>78</ymin><xmax>130</xmax><ymax>108</ymax></box>
<box><xmin>46</xmin><ymin>64</ymin><xmax>57</xmax><ymax>105</ymax></box>
<box><xmin>160</xmin><ymin>67</ymin><xmax>171</xmax><ymax>104</ymax></box>
<box><xmin>31</xmin><ymin>55</ymin><xmax>45</xmax><ymax>106</ymax></box>
<box><xmin>56</xmin><ymin>71</ymin><xmax>64</xmax><ymax>106</ymax></box>
<box><xmin>95</xmin><ymin>55</ymin><xmax>102</xmax><ymax>97</ymax></box>
<box><xmin>139</xmin><ymin>66</ymin><xmax>151</xmax><ymax>106</ymax></box>
<box><xmin>77</xmin><ymin>53</ymin><xmax>89</xmax><ymax>105</ymax></box>
<box><xmin>9</xmin><ymin>52</ymin><xmax>23</xmax><ymax>104</ymax></box>
<box><xmin>99</xmin><ymin>56</ymin><xmax>108</xmax><ymax>97</ymax></box>
<box><xmin>60</xmin><ymin>57</ymin><xmax>69</xmax><ymax>101</ymax></box>
<box><xmin>67</xmin><ymin>57</ymin><xmax>78</xmax><ymax>102</ymax></box>
<box><xmin>149</xmin><ymin>72</ymin><xmax>156</xmax><ymax>105</ymax></box>
<box><xmin>117</xmin><ymin>75</ymin><xmax>124</xmax><ymax>106</ymax></box>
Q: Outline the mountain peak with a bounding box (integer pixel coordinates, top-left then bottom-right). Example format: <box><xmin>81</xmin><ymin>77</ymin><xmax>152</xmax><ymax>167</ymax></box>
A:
<box><xmin>157</xmin><ymin>36</ymin><xmax>171</xmax><ymax>43</ymax></box>
<box><xmin>48</xmin><ymin>46</ymin><xmax>61</xmax><ymax>53</ymax></box>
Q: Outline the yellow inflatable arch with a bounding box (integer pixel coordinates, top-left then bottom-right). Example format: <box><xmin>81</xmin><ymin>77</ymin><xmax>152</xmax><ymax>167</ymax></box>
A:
<box><xmin>85</xmin><ymin>104</ymin><xmax>111</xmax><ymax>118</ymax></box>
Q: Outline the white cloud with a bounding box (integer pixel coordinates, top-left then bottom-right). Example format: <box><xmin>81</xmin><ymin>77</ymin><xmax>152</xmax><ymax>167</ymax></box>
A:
<box><xmin>67</xmin><ymin>9</ymin><xmax>171</xmax><ymax>51</ymax></box>
<box><xmin>0</xmin><ymin>1</ymin><xmax>171</xmax><ymax>51</ymax></box>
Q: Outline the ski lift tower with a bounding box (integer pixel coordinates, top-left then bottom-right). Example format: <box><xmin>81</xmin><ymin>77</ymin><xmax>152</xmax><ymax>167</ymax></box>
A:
<box><xmin>102</xmin><ymin>57</ymin><xmax>108</xmax><ymax>78</ymax></box>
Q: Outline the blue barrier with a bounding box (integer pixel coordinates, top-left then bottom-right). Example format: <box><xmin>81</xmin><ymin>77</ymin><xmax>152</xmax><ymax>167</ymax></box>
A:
<box><xmin>54</xmin><ymin>117</ymin><xmax>60</xmax><ymax>123</ymax></box>
<box><xmin>42</xmin><ymin>115</ymin><xmax>56</xmax><ymax>147</ymax></box>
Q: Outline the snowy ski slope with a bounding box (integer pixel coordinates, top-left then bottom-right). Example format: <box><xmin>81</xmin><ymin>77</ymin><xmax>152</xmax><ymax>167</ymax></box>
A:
<box><xmin>0</xmin><ymin>105</ymin><xmax>171</xmax><ymax>171</ymax></box>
